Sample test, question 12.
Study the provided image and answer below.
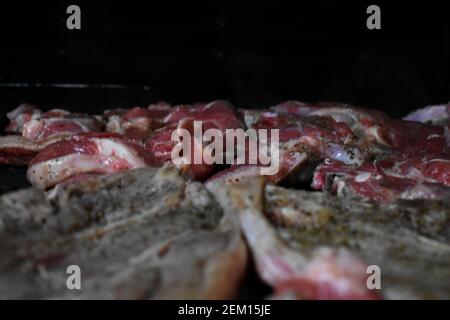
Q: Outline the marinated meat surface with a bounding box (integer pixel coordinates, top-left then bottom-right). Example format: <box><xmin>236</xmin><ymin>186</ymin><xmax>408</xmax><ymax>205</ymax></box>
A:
<box><xmin>145</xmin><ymin>100</ymin><xmax>244</xmax><ymax>181</ymax></box>
<box><xmin>5</xmin><ymin>104</ymin><xmax>42</xmax><ymax>134</ymax></box>
<box><xmin>22</xmin><ymin>114</ymin><xmax>103</xmax><ymax>141</ymax></box>
<box><xmin>0</xmin><ymin>166</ymin><xmax>247</xmax><ymax>299</ymax></box>
<box><xmin>312</xmin><ymin>158</ymin><xmax>450</xmax><ymax>203</ymax></box>
<box><xmin>1</xmin><ymin>105</ymin><xmax>104</xmax><ymax>166</ymax></box>
<box><xmin>226</xmin><ymin>101</ymin><xmax>407</xmax><ymax>185</ymax></box>
<box><xmin>104</xmin><ymin>102</ymin><xmax>171</xmax><ymax>144</ymax></box>
<box><xmin>0</xmin><ymin>135</ymin><xmax>68</xmax><ymax>165</ymax></box>
<box><xmin>6</xmin><ymin>104</ymin><xmax>103</xmax><ymax>141</ymax></box>
<box><xmin>2</xmin><ymin>100</ymin><xmax>450</xmax><ymax>300</ymax></box>
<box><xmin>27</xmin><ymin>133</ymin><xmax>159</xmax><ymax>189</ymax></box>
<box><xmin>208</xmin><ymin>177</ymin><xmax>450</xmax><ymax>299</ymax></box>
<box><xmin>308</xmin><ymin>104</ymin><xmax>450</xmax><ymax>203</ymax></box>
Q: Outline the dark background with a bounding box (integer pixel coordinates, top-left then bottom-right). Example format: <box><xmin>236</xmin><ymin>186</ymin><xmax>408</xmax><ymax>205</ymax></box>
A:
<box><xmin>0</xmin><ymin>0</ymin><xmax>449</xmax><ymax>123</ymax></box>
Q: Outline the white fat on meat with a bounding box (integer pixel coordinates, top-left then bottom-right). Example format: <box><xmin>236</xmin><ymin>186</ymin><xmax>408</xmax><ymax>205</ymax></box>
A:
<box><xmin>22</xmin><ymin>117</ymin><xmax>102</xmax><ymax>141</ymax></box>
<box><xmin>27</xmin><ymin>138</ymin><xmax>149</xmax><ymax>189</ymax></box>
<box><xmin>0</xmin><ymin>135</ymin><xmax>67</xmax><ymax>152</ymax></box>
<box><xmin>6</xmin><ymin>104</ymin><xmax>42</xmax><ymax>133</ymax></box>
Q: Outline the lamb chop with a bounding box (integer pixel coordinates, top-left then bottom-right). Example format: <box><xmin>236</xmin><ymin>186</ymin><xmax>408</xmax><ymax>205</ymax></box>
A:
<box><xmin>5</xmin><ymin>103</ymin><xmax>42</xmax><ymax>134</ymax></box>
<box><xmin>312</xmin><ymin>157</ymin><xmax>450</xmax><ymax>203</ymax></box>
<box><xmin>1</xmin><ymin>104</ymin><xmax>103</xmax><ymax>165</ymax></box>
<box><xmin>207</xmin><ymin>177</ymin><xmax>450</xmax><ymax>299</ymax></box>
<box><xmin>213</xmin><ymin>101</ymin><xmax>410</xmax><ymax>186</ymax></box>
<box><xmin>104</xmin><ymin>102</ymin><xmax>171</xmax><ymax>144</ymax></box>
<box><xmin>27</xmin><ymin>132</ymin><xmax>159</xmax><ymax>189</ymax></box>
<box><xmin>0</xmin><ymin>165</ymin><xmax>247</xmax><ymax>299</ymax></box>
<box><xmin>311</xmin><ymin>104</ymin><xmax>450</xmax><ymax>203</ymax></box>
<box><xmin>145</xmin><ymin>100</ymin><xmax>245</xmax><ymax>181</ymax></box>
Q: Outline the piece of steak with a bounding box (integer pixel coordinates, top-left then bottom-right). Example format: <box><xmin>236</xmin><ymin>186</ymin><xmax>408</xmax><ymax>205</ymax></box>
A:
<box><xmin>145</xmin><ymin>100</ymin><xmax>245</xmax><ymax>181</ymax></box>
<box><xmin>0</xmin><ymin>166</ymin><xmax>247</xmax><ymax>299</ymax></box>
<box><xmin>308</xmin><ymin>103</ymin><xmax>402</xmax><ymax>151</ymax></box>
<box><xmin>230</xmin><ymin>106</ymin><xmax>363</xmax><ymax>184</ymax></box>
<box><xmin>6</xmin><ymin>104</ymin><xmax>103</xmax><ymax>141</ymax></box>
<box><xmin>1</xmin><ymin>105</ymin><xmax>104</xmax><ymax>165</ymax></box>
<box><xmin>104</xmin><ymin>102</ymin><xmax>171</xmax><ymax>145</ymax></box>
<box><xmin>207</xmin><ymin>177</ymin><xmax>450</xmax><ymax>299</ymax></box>
<box><xmin>22</xmin><ymin>113</ymin><xmax>103</xmax><ymax>142</ymax></box>
<box><xmin>5</xmin><ymin>104</ymin><xmax>42</xmax><ymax>134</ymax></box>
<box><xmin>27</xmin><ymin>133</ymin><xmax>159</xmax><ymax>189</ymax></box>
<box><xmin>310</xmin><ymin>108</ymin><xmax>450</xmax><ymax>203</ymax></box>
<box><xmin>312</xmin><ymin>158</ymin><xmax>450</xmax><ymax>203</ymax></box>
<box><xmin>0</xmin><ymin>135</ymin><xmax>67</xmax><ymax>165</ymax></box>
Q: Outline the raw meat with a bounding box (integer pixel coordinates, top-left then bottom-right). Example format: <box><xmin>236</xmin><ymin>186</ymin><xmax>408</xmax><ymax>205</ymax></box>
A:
<box><xmin>0</xmin><ymin>135</ymin><xmax>64</xmax><ymax>165</ymax></box>
<box><xmin>1</xmin><ymin>105</ymin><xmax>104</xmax><ymax>165</ymax></box>
<box><xmin>27</xmin><ymin>133</ymin><xmax>158</xmax><ymax>189</ymax></box>
<box><xmin>6</xmin><ymin>104</ymin><xmax>103</xmax><ymax>140</ymax></box>
<box><xmin>5</xmin><ymin>104</ymin><xmax>41</xmax><ymax>134</ymax></box>
<box><xmin>145</xmin><ymin>100</ymin><xmax>244</xmax><ymax>181</ymax></box>
<box><xmin>312</xmin><ymin>159</ymin><xmax>450</xmax><ymax>203</ymax></box>
<box><xmin>104</xmin><ymin>102</ymin><xmax>171</xmax><ymax>144</ymax></box>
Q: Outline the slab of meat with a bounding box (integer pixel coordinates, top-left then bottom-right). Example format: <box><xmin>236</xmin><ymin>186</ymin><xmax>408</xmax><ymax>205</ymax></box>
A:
<box><xmin>210</xmin><ymin>102</ymin><xmax>397</xmax><ymax>185</ymax></box>
<box><xmin>208</xmin><ymin>177</ymin><xmax>450</xmax><ymax>299</ymax></box>
<box><xmin>0</xmin><ymin>135</ymin><xmax>66</xmax><ymax>165</ymax></box>
<box><xmin>308</xmin><ymin>103</ymin><xmax>403</xmax><ymax>150</ymax></box>
<box><xmin>377</xmin><ymin>152</ymin><xmax>450</xmax><ymax>185</ymax></box>
<box><xmin>311</xmin><ymin>103</ymin><xmax>450</xmax><ymax>154</ymax></box>
<box><xmin>312</xmin><ymin>116</ymin><xmax>450</xmax><ymax>203</ymax></box>
<box><xmin>104</xmin><ymin>102</ymin><xmax>171</xmax><ymax>144</ymax></box>
<box><xmin>2</xmin><ymin>105</ymin><xmax>104</xmax><ymax>165</ymax></box>
<box><xmin>145</xmin><ymin>100</ymin><xmax>244</xmax><ymax>181</ymax></box>
<box><xmin>6</xmin><ymin>104</ymin><xmax>103</xmax><ymax>140</ymax></box>
<box><xmin>242</xmin><ymin>108</ymin><xmax>363</xmax><ymax>184</ymax></box>
<box><xmin>27</xmin><ymin>133</ymin><xmax>158</xmax><ymax>189</ymax></box>
<box><xmin>0</xmin><ymin>166</ymin><xmax>247</xmax><ymax>299</ymax></box>
<box><xmin>315</xmin><ymin>117</ymin><xmax>450</xmax><ymax>203</ymax></box>
<box><xmin>22</xmin><ymin>113</ymin><xmax>103</xmax><ymax>141</ymax></box>
<box><xmin>5</xmin><ymin>104</ymin><xmax>41</xmax><ymax>134</ymax></box>
<box><xmin>312</xmin><ymin>159</ymin><xmax>450</xmax><ymax>203</ymax></box>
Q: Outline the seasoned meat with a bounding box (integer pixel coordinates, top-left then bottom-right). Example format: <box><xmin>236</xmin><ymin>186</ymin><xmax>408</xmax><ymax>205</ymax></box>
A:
<box><xmin>104</xmin><ymin>102</ymin><xmax>171</xmax><ymax>144</ymax></box>
<box><xmin>312</xmin><ymin>158</ymin><xmax>450</xmax><ymax>203</ymax></box>
<box><xmin>0</xmin><ymin>135</ymin><xmax>67</xmax><ymax>165</ymax></box>
<box><xmin>27</xmin><ymin>133</ymin><xmax>159</xmax><ymax>189</ymax></box>
<box><xmin>145</xmin><ymin>100</ymin><xmax>245</xmax><ymax>181</ymax></box>
<box><xmin>1</xmin><ymin>105</ymin><xmax>104</xmax><ymax>166</ymax></box>
<box><xmin>208</xmin><ymin>177</ymin><xmax>450</xmax><ymax>299</ymax></box>
<box><xmin>5</xmin><ymin>104</ymin><xmax>42</xmax><ymax>134</ymax></box>
<box><xmin>0</xmin><ymin>166</ymin><xmax>247</xmax><ymax>299</ymax></box>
